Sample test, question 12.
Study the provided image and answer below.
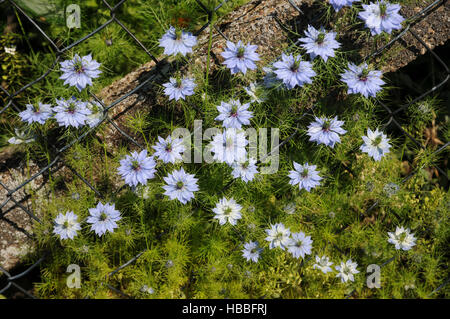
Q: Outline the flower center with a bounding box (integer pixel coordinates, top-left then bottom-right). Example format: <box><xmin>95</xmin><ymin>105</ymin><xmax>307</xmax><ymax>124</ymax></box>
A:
<box><xmin>316</xmin><ymin>32</ymin><xmax>326</xmax><ymax>45</ymax></box>
<box><xmin>67</xmin><ymin>103</ymin><xmax>76</xmax><ymax>114</ymax></box>
<box><xmin>322</xmin><ymin>120</ymin><xmax>331</xmax><ymax>132</ymax></box>
<box><xmin>237</xmin><ymin>47</ymin><xmax>246</xmax><ymax>59</ymax></box>
<box><xmin>224</xmin><ymin>207</ymin><xmax>232</xmax><ymax>216</ymax></box>
<box><xmin>131</xmin><ymin>160</ymin><xmax>141</xmax><ymax>171</ymax></box>
<box><xmin>176</xmin><ymin>181</ymin><xmax>184</xmax><ymax>190</ymax></box>
<box><xmin>275</xmin><ymin>232</ymin><xmax>284</xmax><ymax>241</ymax></box>
<box><xmin>175</xmin><ymin>29</ymin><xmax>183</xmax><ymax>40</ymax></box>
<box><xmin>372</xmin><ymin>136</ymin><xmax>382</xmax><ymax>147</ymax></box>
<box><xmin>379</xmin><ymin>3</ymin><xmax>387</xmax><ymax>18</ymax></box>
<box><xmin>32</xmin><ymin>104</ymin><xmax>41</xmax><ymax>114</ymax></box>
<box><xmin>291</xmin><ymin>59</ymin><xmax>301</xmax><ymax>73</ymax></box>
<box><xmin>99</xmin><ymin>212</ymin><xmax>108</xmax><ymax>221</ymax></box>
<box><xmin>241</xmin><ymin>161</ymin><xmax>249</xmax><ymax>169</ymax></box>
<box><xmin>359</xmin><ymin>68</ymin><xmax>370</xmax><ymax>82</ymax></box>
<box><xmin>165</xmin><ymin>143</ymin><xmax>172</xmax><ymax>153</ymax></box>
<box><xmin>175</xmin><ymin>78</ymin><xmax>183</xmax><ymax>88</ymax></box>
<box><xmin>398</xmin><ymin>232</ymin><xmax>407</xmax><ymax>243</ymax></box>
<box><xmin>74</xmin><ymin>60</ymin><xmax>84</xmax><ymax>74</ymax></box>
<box><xmin>230</xmin><ymin>105</ymin><xmax>239</xmax><ymax>117</ymax></box>
<box><xmin>301</xmin><ymin>169</ymin><xmax>309</xmax><ymax>178</ymax></box>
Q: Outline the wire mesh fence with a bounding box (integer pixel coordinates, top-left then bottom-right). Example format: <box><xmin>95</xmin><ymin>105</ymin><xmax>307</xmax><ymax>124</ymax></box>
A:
<box><xmin>0</xmin><ymin>0</ymin><xmax>448</xmax><ymax>298</ymax></box>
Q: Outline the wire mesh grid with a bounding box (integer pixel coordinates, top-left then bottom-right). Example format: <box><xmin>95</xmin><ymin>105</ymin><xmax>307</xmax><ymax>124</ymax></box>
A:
<box><xmin>0</xmin><ymin>0</ymin><xmax>448</xmax><ymax>298</ymax></box>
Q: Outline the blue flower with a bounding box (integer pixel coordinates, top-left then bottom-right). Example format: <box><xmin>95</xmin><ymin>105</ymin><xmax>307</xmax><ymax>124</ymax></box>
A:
<box><xmin>360</xmin><ymin>128</ymin><xmax>391</xmax><ymax>161</ymax></box>
<box><xmin>244</xmin><ymin>82</ymin><xmax>268</xmax><ymax>103</ymax></box>
<box><xmin>299</xmin><ymin>25</ymin><xmax>341</xmax><ymax>62</ymax></box>
<box><xmin>340</xmin><ymin>62</ymin><xmax>384</xmax><ymax>98</ymax></box>
<box><xmin>163</xmin><ymin>77</ymin><xmax>196</xmax><ymax>101</ymax></box>
<box><xmin>19</xmin><ymin>102</ymin><xmax>53</xmax><ymax>125</ymax></box>
<box><xmin>215</xmin><ymin>99</ymin><xmax>253</xmax><ymax>129</ymax></box>
<box><xmin>209</xmin><ymin>128</ymin><xmax>248</xmax><ymax>165</ymax></box>
<box><xmin>87</xmin><ymin>202</ymin><xmax>121</xmax><ymax>236</ymax></box>
<box><xmin>230</xmin><ymin>157</ymin><xmax>258</xmax><ymax>183</ymax></box>
<box><xmin>53</xmin><ymin>211</ymin><xmax>81</xmax><ymax>240</ymax></box>
<box><xmin>59</xmin><ymin>54</ymin><xmax>101</xmax><ymax>91</ymax></box>
<box><xmin>329</xmin><ymin>0</ymin><xmax>359</xmax><ymax>12</ymax></box>
<box><xmin>287</xmin><ymin>232</ymin><xmax>313</xmax><ymax>259</ymax></box>
<box><xmin>221</xmin><ymin>41</ymin><xmax>260</xmax><ymax>75</ymax></box>
<box><xmin>359</xmin><ymin>1</ymin><xmax>404</xmax><ymax>35</ymax></box>
<box><xmin>159</xmin><ymin>26</ymin><xmax>197</xmax><ymax>56</ymax></box>
<box><xmin>288</xmin><ymin>162</ymin><xmax>322</xmax><ymax>192</ymax></box>
<box><xmin>8</xmin><ymin>128</ymin><xmax>35</xmax><ymax>145</ymax></box>
<box><xmin>262</xmin><ymin>66</ymin><xmax>285</xmax><ymax>89</ymax></box>
<box><xmin>162</xmin><ymin>167</ymin><xmax>199</xmax><ymax>204</ymax></box>
<box><xmin>53</xmin><ymin>97</ymin><xmax>91</xmax><ymax>128</ymax></box>
<box><xmin>212</xmin><ymin>197</ymin><xmax>242</xmax><ymax>226</ymax></box>
<box><xmin>265</xmin><ymin>223</ymin><xmax>291</xmax><ymax>250</ymax></box>
<box><xmin>312</xmin><ymin>255</ymin><xmax>334</xmax><ymax>274</ymax></box>
<box><xmin>307</xmin><ymin>116</ymin><xmax>347</xmax><ymax>148</ymax></box>
<box><xmin>117</xmin><ymin>150</ymin><xmax>157</xmax><ymax>187</ymax></box>
<box><xmin>242</xmin><ymin>241</ymin><xmax>263</xmax><ymax>262</ymax></box>
<box><xmin>273</xmin><ymin>53</ymin><xmax>316</xmax><ymax>89</ymax></box>
<box><xmin>85</xmin><ymin>100</ymin><xmax>104</xmax><ymax>128</ymax></box>
<box><xmin>152</xmin><ymin>135</ymin><xmax>185</xmax><ymax>164</ymax></box>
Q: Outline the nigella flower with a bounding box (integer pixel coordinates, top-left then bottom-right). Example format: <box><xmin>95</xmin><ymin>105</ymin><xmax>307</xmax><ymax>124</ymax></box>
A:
<box><xmin>212</xmin><ymin>197</ymin><xmax>242</xmax><ymax>226</ymax></box>
<box><xmin>335</xmin><ymin>259</ymin><xmax>360</xmax><ymax>283</ymax></box>
<box><xmin>265</xmin><ymin>223</ymin><xmax>291</xmax><ymax>250</ymax></box>
<box><xmin>283</xmin><ymin>202</ymin><xmax>296</xmax><ymax>215</ymax></box>
<box><xmin>288</xmin><ymin>162</ymin><xmax>322</xmax><ymax>192</ymax></box>
<box><xmin>159</xmin><ymin>26</ymin><xmax>197</xmax><ymax>56</ymax></box>
<box><xmin>8</xmin><ymin>128</ymin><xmax>35</xmax><ymax>145</ymax></box>
<box><xmin>388</xmin><ymin>226</ymin><xmax>417</xmax><ymax>251</ymax></box>
<box><xmin>86</xmin><ymin>202</ymin><xmax>121</xmax><ymax>236</ymax></box>
<box><xmin>215</xmin><ymin>99</ymin><xmax>253</xmax><ymax>129</ymax></box>
<box><xmin>19</xmin><ymin>102</ymin><xmax>53</xmax><ymax>125</ymax></box>
<box><xmin>359</xmin><ymin>1</ymin><xmax>404</xmax><ymax>35</ymax></box>
<box><xmin>244</xmin><ymin>82</ymin><xmax>268</xmax><ymax>104</ymax></box>
<box><xmin>163</xmin><ymin>77</ymin><xmax>196</xmax><ymax>101</ymax></box>
<box><xmin>59</xmin><ymin>53</ymin><xmax>102</xmax><ymax>91</ymax></box>
<box><xmin>85</xmin><ymin>100</ymin><xmax>104</xmax><ymax>128</ymax></box>
<box><xmin>53</xmin><ymin>211</ymin><xmax>81</xmax><ymax>240</ymax></box>
<box><xmin>242</xmin><ymin>241</ymin><xmax>263</xmax><ymax>263</ymax></box>
<box><xmin>117</xmin><ymin>150</ymin><xmax>157</xmax><ymax>187</ymax></box>
<box><xmin>273</xmin><ymin>53</ymin><xmax>316</xmax><ymax>89</ymax></box>
<box><xmin>307</xmin><ymin>116</ymin><xmax>347</xmax><ymax>148</ymax></box>
<box><xmin>221</xmin><ymin>40</ymin><xmax>260</xmax><ymax>75</ymax></box>
<box><xmin>262</xmin><ymin>66</ymin><xmax>284</xmax><ymax>89</ymax></box>
<box><xmin>152</xmin><ymin>135</ymin><xmax>185</xmax><ymax>164</ymax></box>
<box><xmin>287</xmin><ymin>232</ymin><xmax>313</xmax><ymax>259</ymax></box>
<box><xmin>341</xmin><ymin>62</ymin><xmax>384</xmax><ymax>98</ymax></box>
<box><xmin>162</xmin><ymin>167</ymin><xmax>199</xmax><ymax>204</ymax></box>
<box><xmin>209</xmin><ymin>128</ymin><xmax>248</xmax><ymax>165</ymax></box>
<box><xmin>230</xmin><ymin>158</ymin><xmax>258</xmax><ymax>183</ymax></box>
<box><xmin>299</xmin><ymin>25</ymin><xmax>341</xmax><ymax>62</ymax></box>
<box><xmin>53</xmin><ymin>97</ymin><xmax>91</xmax><ymax>128</ymax></box>
<box><xmin>329</xmin><ymin>0</ymin><xmax>359</xmax><ymax>12</ymax></box>
<box><xmin>360</xmin><ymin>128</ymin><xmax>391</xmax><ymax>161</ymax></box>
<box><xmin>312</xmin><ymin>255</ymin><xmax>334</xmax><ymax>274</ymax></box>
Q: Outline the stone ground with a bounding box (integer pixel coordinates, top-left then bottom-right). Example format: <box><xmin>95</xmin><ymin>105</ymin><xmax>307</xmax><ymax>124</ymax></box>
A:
<box><xmin>1</xmin><ymin>0</ymin><xmax>449</xmax><ymax>277</ymax></box>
